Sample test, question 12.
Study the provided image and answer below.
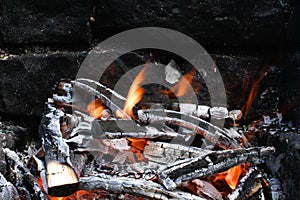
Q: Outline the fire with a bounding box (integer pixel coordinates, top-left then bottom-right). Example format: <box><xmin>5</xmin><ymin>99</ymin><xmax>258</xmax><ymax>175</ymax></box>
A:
<box><xmin>242</xmin><ymin>66</ymin><xmax>270</xmax><ymax>118</ymax></box>
<box><xmin>122</xmin><ymin>66</ymin><xmax>147</xmax><ymax>119</ymax></box>
<box><xmin>87</xmin><ymin>99</ymin><xmax>107</xmax><ymax>119</ymax></box>
<box><xmin>160</xmin><ymin>69</ymin><xmax>196</xmax><ymax>97</ymax></box>
<box><xmin>212</xmin><ymin>164</ymin><xmax>248</xmax><ymax>190</ymax></box>
<box><xmin>224</xmin><ymin>165</ymin><xmax>243</xmax><ymax>189</ymax></box>
<box><xmin>127</xmin><ymin>138</ymin><xmax>148</xmax><ymax>161</ymax></box>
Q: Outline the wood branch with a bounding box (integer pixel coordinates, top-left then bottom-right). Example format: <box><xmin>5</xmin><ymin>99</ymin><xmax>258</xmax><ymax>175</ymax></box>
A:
<box><xmin>157</xmin><ymin>147</ymin><xmax>275</xmax><ymax>190</ymax></box>
<box><xmin>73</xmin><ymin>79</ymin><xmax>242</xmax><ymax>120</ymax></box>
<box><xmin>140</xmin><ymin>108</ymin><xmax>243</xmax><ymax>140</ymax></box>
<box><xmin>144</xmin><ymin>142</ymin><xmax>211</xmax><ymax>165</ymax></box>
<box><xmin>228</xmin><ymin>168</ymin><xmax>272</xmax><ymax>200</ymax></box>
<box><xmin>39</xmin><ymin>104</ymin><xmax>79</xmax><ymax>196</ymax></box>
<box><xmin>0</xmin><ymin>172</ymin><xmax>19</xmax><ymax>200</ymax></box>
<box><xmin>75</xmin><ymin>78</ymin><xmax>127</xmax><ymax>102</ymax></box>
<box><xmin>138</xmin><ymin>110</ymin><xmax>242</xmax><ymax>149</ymax></box>
<box><xmin>139</xmin><ymin>103</ymin><xmax>242</xmax><ymax>120</ymax></box>
<box><xmin>66</xmin><ymin>112</ymin><xmax>185</xmax><ymax>148</ymax></box>
<box><xmin>72</xmin><ymin>81</ymin><xmax>131</xmax><ymax>119</ymax></box>
<box><xmin>3</xmin><ymin>148</ymin><xmax>48</xmax><ymax>200</ymax></box>
<box><xmin>78</xmin><ymin>174</ymin><xmax>206</xmax><ymax>200</ymax></box>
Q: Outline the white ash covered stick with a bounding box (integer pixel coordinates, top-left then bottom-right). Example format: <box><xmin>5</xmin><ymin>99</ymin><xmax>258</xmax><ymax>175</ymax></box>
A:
<box><xmin>3</xmin><ymin>148</ymin><xmax>48</xmax><ymax>200</ymax></box>
<box><xmin>157</xmin><ymin>146</ymin><xmax>275</xmax><ymax>191</ymax></box>
<box><xmin>228</xmin><ymin>168</ymin><xmax>272</xmax><ymax>200</ymax></box>
<box><xmin>71</xmin><ymin>81</ymin><xmax>131</xmax><ymax>119</ymax></box>
<box><xmin>144</xmin><ymin>142</ymin><xmax>212</xmax><ymax>164</ymax></box>
<box><xmin>178</xmin><ymin>104</ymin><xmax>242</xmax><ymax>121</ymax></box>
<box><xmin>103</xmin><ymin>128</ymin><xmax>183</xmax><ymax>140</ymax></box>
<box><xmin>138</xmin><ymin>110</ymin><xmax>241</xmax><ymax>149</ymax></box>
<box><xmin>140</xmin><ymin>108</ymin><xmax>243</xmax><ymax>140</ymax></box>
<box><xmin>39</xmin><ymin>104</ymin><xmax>79</xmax><ymax>196</ymax></box>
<box><xmin>0</xmin><ymin>172</ymin><xmax>19</xmax><ymax>200</ymax></box>
<box><xmin>78</xmin><ymin>174</ymin><xmax>206</xmax><ymax>200</ymax></box>
<box><xmin>139</xmin><ymin>103</ymin><xmax>242</xmax><ymax>120</ymax></box>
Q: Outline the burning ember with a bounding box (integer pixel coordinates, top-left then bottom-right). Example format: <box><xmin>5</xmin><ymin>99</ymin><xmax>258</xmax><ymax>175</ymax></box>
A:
<box><xmin>212</xmin><ymin>164</ymin><xmax>249</xmax><ymax>191</ymax></box>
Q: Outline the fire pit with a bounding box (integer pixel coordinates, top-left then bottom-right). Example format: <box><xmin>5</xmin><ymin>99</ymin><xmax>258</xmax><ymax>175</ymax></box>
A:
<box><xmin>1</xmin><ymin>48</ymin><xmax>291</xmax><ymax>199</ymax></box>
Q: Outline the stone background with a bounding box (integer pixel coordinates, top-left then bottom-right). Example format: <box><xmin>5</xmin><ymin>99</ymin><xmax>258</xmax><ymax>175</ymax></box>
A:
<box><xmin>1</xmin><ymin>0</ymin><xmax>299</xmax><ymax>118</ymax></box>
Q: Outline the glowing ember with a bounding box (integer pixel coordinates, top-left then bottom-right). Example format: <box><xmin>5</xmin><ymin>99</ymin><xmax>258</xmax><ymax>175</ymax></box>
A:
<box><xmin>213</xmin><ymin>164</ymin><xmax>248</xmax><ymax>190</ymax></box>
<box><xmin>224</xmin><ymin>165</ymin><xmax>243</xmax><ymax>189</ymax></box>
<box><xmin>127</xmin><ymin>138</ymin><xmax>148</xmax><ymax>161</ymax></box>
<box><xmin>127</xmin><ymin>138</ymin><xmax>148</xmax><ymax>151</ymax></box>
<box><xmin>87</xmin><ymin>99</ymin><xmax>107</xmax><ymax>119</ymax></box>
<box><xmin>160</xmin><ymin>69</ymin><xmax>196</xmax><ymax>97</ymax></box>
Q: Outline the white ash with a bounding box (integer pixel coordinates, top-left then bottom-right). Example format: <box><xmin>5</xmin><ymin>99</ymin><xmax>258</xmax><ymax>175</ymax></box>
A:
<box><xmin>164</xmin><ymin>60</ymin><xmax>181</xmax><ymax>84</ymax></box>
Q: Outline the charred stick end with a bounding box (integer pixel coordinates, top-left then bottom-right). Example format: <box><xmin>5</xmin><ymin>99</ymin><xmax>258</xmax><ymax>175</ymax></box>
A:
<box><xmin>46</xmin><ymin>162</ymin><xmax>79</xmax><ymax>197</ymax></box>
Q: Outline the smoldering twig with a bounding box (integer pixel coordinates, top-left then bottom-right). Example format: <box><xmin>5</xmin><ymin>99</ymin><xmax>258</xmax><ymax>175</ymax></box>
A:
<box><xmin>3</xmin><ymin>148</ymin><xmax>48</xmax><ymax>200</ymax></box>
<box><xmin>72</xmin><ymin>81</ymin><xmax>131</xmax><ymax>119</ymax></box>
<box><xmin>157</xmin><ymin>146</ymin><xmax>275</xmax><ymax>190</ymax></box>
<box><xmin>78</xmin><ymin>174</ymin><xmax>206</xmax><ymax>200</ymax></box>
<box><xmin>138</xmin><ymin>110</ymin><xmax>241</xmax><ymax>149</ymax></box>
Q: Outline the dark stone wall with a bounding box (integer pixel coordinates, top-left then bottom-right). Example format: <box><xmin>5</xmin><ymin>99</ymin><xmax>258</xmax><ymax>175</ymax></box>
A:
<box><xmin>92</xmin><ymin>0</ymin><xmax>286</xmax><ymax>48</ymax></box>
<box><xmin>0</xmin><ymin>0</ymin><xmax>298</xmax><ymax>122</ymax></box>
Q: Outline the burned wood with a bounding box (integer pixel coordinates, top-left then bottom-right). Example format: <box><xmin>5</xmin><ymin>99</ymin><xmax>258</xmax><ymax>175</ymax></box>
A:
<box><xmin>78</xmin><ymin>174</ymin><xmax>206</xmax><ymax>200</ymax></box>
<box><xmin>140</xmin><ymin>103</ymin><xmax>242</xmax><ymax>121</ymax></box>
<box><xmin>228</xmin><ymin>168</ymin><xmax>272</xmax><ymax>200</ymax></box>
<box><xmin>144</xmin><ymin>142</ymin><xmax>211</xmax><ymax>165</ymax></box>
<box><xmin>72</xmin><ymin>81</ymin><xmax>131</xmax><ymax>119</ymax></box>
<box><xmin>39</xmin><ymin>104</ymin><xmax>79</xmax><ymax>196</ymax></box>
<box><xmin>182</xmin><ymin>179</ymin><xmax>223</xmax><ymax>200</ymax></box>
<box><xmin>75</xmin><ymin>78</ymin><xmax>128</xmax><ymax>102</ymax></box>
<box><xmin>0</xmin><ymin>172</ymin><xmax>19</xmax><ymax>200</ymax></box>
<box><xmin>67</xmin><ymin>113</ymin><xmax>183</xmax><ymax>144</ymax></box>
<box><xmin>3</xmin><ymin>148</ymin><xmax>48</xmax><ymax>200</ymax></box>
<box><xmin>140</xmin><ymin>108</ymin><xmax>243</xmax><ymax>140</ymax></box>
<box><xmin>157</xmin><ymin>147</ymin><xmax>275</xmax><ymax>190</ymax></box>
<box><xmin>52</xmin><ymin>82</ymin><xmax>73</xmax><ymax>103</ymax></box>
<box><xmin>138</xmin><ymin>110</ymin><xmax>241</xmax><ymax>149</ymax></box>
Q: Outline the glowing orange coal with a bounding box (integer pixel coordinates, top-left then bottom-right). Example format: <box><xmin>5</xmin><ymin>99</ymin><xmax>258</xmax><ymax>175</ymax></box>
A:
<box><xmin>160</xmin><ymin>69</ymin><xmax>196</xmax><ymax>97</ymax></box>
<box><xmin>87</xmin><ymin>99</ymin><xmax>107</xmax><ymax>119</ymax></box>
<box><xmin>213</xmin><ymin>164</ymin><xmax>248</xmax><ymax>190</ymax></box>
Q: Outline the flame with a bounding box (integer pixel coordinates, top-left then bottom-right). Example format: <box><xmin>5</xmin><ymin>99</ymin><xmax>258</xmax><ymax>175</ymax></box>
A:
<box><xmin>213</xmin><ymin>164</ymin><xmax>248</xmax><ymax>190</ymax></box>
<box><xmin>242</xmin><ymin>66</ymin><xmax>270</xmax><ymax>118</ymax></box>
<box><xmin>127</xmin><ymin>138</ymin><xmax>148</xmax><ymax>162</ymax></box>
<box><xmin>127</xmin><ymin>138</ymin><xmax>148</xmax><ymax>151</ymax></box>
<box><xmin>123</xmin><ymin>66</ymin><xmax>147</xmax><ymax>119</ymax></box>
<box><xmin>224</xmin><ymin>165</ymin><xmax>243</xmax><ymax>189</ymax></box>
<box><xmin>160</xmin><ymin>69</ymin><xmax>196</xmax><ymax>97</ymax></box>
<box><xmin>87</xmin><ymin>99</ymin><xmax>107</xmax><ymax>119</ymax></box>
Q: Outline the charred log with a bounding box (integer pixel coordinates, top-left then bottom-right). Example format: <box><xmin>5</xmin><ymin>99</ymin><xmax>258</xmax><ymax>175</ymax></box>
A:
<box><xmin>39</xmin><ymin>104</ymin><xmax>78</xmax><ymax>197</ymax></box>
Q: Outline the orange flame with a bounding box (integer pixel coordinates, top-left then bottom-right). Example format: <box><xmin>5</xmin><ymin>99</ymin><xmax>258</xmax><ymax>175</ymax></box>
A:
<box><xmin>160</xmin><ymin>69</ymin><xmax>196</xmax><ymax>97</ymax></box>
<box><xmin>87</xmin><ymin>99</ymin><xmax>106</xmax><ymax>119</ymax></box>
<box><xmin>242</xmin><ymin>66</ymin><xmax>270</xmax><ymax>118</ymax></box>
<box><xmin>213</xmin><ymin>164</ymin><xmax>248</xmax><ymax>190</ymax></box>
<box><xmin>123</xmin><ymin>67</ymin><xmax>147</xmax><ymax>119</ymax></box>
<box><xmin>127</xmin><ymin>138</ymin><xmax>148</xmax><ymax>162</ymax></box>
